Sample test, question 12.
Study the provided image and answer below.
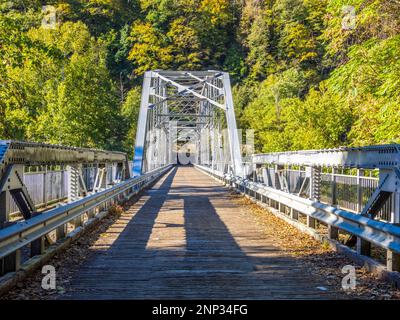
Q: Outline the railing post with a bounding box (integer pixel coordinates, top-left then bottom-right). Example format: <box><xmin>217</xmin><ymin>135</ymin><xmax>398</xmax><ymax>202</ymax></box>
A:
<box><xmin>1</xmin><ymin>250</ymin><xmax>21</xmax><ymax>275</ymax></box>
<box><xmin>331</xmin><ymin>167</ymin><xmax>337</xmax><ymax>205</ymax></box>
<box><xmin>74</xmin><ymin>215</ymin><xmax>83</xmax><ymax>228</ymax></box>
<box><xmin>43</xmin><ymin>166</ymin><xmax>47</xmax><ymax>208</ymax></box>
<box><xmin>328</xmin><ymin>225</ymin><xmax>339</xmax><ymax>240</ymax></box>
<box><xmin>31</xmin><ymin>236</ymin><xmax>45</xmax><ymax>257</ymax></box>
<box><xmin>307</xmin><ymin>216</ymin><xmax>316</xmax><ymax>228</ymax></box>
<box><xmin>328</xmin><ymin>167</ymin><xmax>340</xmax><ymax>238</ymax></box>
<box><xmin>275</xmin><ymin>165</ymin><xmax>284</xmax><ymax>190</ymax></box>
<box><xmin>87</xmin><ymin>208</ymin><xmax>96</xmax><ymax>219</ymax></box>
<box><xmin>387</xmin><ymin>250</ymin><xmax>400</xmax><ymax>272</ymax></box>
<box><xmin>56</xmin><ymin>224</ymin><xmax>67</xmax><ymax>240</ymax></box>
<box><xmin>356</xmin><ymin>237</ymin><xmax>371</xmax><ymax>256</ymax></box>
<box><xmin>307</xmin><ymin>166</ymin><xmax>321</xmax><ymax>229</ymax></box>
<box><xmin>357</xmin><ymin>169</ymin><xmax>364</xmax><ymax>213</ymax></box>
<box><xmin>290</xmin><ymin>208</ymin><xmax>298</xmax><ymax>220</ymax></box>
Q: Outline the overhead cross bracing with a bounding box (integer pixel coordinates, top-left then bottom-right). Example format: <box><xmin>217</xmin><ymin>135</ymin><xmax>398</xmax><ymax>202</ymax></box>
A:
<box><xmin>132</xmin><ymin>70</ymin><xmax>243</xmax><ymax>178</ymax></box>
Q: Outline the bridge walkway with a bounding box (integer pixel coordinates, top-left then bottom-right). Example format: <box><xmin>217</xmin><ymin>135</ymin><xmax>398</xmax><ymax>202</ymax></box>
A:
<box><xmin>63</xmin><ymin>167</ymin><xmax>344</xmax><ymax>299</ymax></box>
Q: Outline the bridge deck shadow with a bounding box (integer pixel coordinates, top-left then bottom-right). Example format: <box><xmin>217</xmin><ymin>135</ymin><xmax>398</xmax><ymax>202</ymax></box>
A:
<box><xmin>63</xmin><ymin>167</ymin><xmax>344</xmax><ymax>299</ymax></box>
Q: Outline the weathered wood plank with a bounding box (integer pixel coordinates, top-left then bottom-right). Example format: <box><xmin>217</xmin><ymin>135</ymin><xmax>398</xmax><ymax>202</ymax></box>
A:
<box><xmin>63</xmin><ymin>167</ymin><xmax>344</xmax><ymax>299</ymax></box>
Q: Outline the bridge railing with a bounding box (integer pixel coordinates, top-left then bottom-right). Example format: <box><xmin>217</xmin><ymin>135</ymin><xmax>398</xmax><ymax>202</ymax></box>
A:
<box><xmin>195</xmin><ymin>144</ymin><xmax>400</xmax><ymax>274</ymax></box>
<box><xmin>0</xmin><ymin>140</ymin><xmax>172</xmax><ymax>279</ymax></box>
<box><xmin>0</xmin><ymin>164</ymin><xmax>172</xmax><ymax>277</ymax></box>
<box><xmin>9</xmin><ymin>169</ymin><xmax>68</xmax><ymax>217</ymax></box>
<box><xmin>8</xmin><ymin>161</ymin><xmax>134</xmax><ymax>220</ymax></box>
<box><xmin>245</xmin><ymin>165</ymin><xmax>393</xmax><ymax>222</ymax></box>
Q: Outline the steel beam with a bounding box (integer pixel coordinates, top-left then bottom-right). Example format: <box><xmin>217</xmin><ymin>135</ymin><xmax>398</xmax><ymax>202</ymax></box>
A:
<box><xmin>133</xmin><ymin>72</ymin><xmax>152</xmax><ymax>177</ymax></box>
<box><xmin>222</xmin><ymin>73</ymin><xmax>243</xmax><ymax>177</ymax></box>
<box><xmin>251</xmin><ymin>145</ymin><xmax>400</xmax><ymax>169</ymax></box>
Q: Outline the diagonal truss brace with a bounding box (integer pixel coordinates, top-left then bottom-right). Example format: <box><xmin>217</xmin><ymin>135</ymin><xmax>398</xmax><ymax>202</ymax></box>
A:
<box><xmin>0</xmin><ymin>165</ymin><xmax>36</xmax><ymax>223</ymax></box>
<box><xmin>361</xmin><ymin>168</ymin><xmax>400</xmax><ymax>222</ymax></box>
<box><xmin>152</xmin><ymin>71</ymin><xmax>226</xmax><ymax>110</ymax></box>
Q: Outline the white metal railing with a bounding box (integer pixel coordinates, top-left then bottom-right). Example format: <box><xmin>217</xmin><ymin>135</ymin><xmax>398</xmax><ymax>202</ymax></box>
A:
<box><xmin>249</xmin><ymin>166</ymin><xmax>392</xmax><ymax>222</ymax></box>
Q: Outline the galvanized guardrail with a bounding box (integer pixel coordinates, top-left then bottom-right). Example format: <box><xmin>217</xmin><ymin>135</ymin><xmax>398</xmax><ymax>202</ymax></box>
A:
<box><xmin>247</xmin><ymin>165</ymin><xmax>393</xmax><ymax>222</ymax></box>
<box><xmin>195</xmin><ymin>164</ymin><xmax>400</xmax><ymax>273</ymax></box>
<box><xmin>0</xmin><ymin>165</ymin><xmax>172</xmax><ymax>275</ymax></box>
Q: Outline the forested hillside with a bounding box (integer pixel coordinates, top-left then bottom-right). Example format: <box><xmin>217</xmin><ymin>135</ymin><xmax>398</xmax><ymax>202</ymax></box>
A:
<box><xmin>1</xmin><ymin>0</ymin><xmax>399</xmax><ymax>155</ymax></box>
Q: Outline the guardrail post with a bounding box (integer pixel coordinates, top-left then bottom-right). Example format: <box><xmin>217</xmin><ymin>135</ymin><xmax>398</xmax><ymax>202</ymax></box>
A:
<box><xmin>328</xmin><ymin>225</ymin><xmax>339</xmax><ymax>240</ymax></box>
<box><xmin>290</xmin><ymin>208</ymin><xmax>298</xmax><ymax>220</ymax></box>
<box><xmin>356</xmin><ymin>237</ymin><xmax>371</xmax><ymax>256</ymax></box>
<box><xmin>307</xmin><ymin>216</ymin><xmax>316</xmax><ymax>228</ymax></box>
<box><xmin>87</xmin><ymin>208</ymin><xmax>95</xmax><ymax>219</ymax></box>
<box><xmin>56</xmin><ymin>224</ymin><xmax>67</xmax><ymax>240</ymax></box>
<box><xmin>387</xmin><ymin>250</ymin><xmax>400</xmax><ymax>272</ymax></box>
<box><xmin>31</xmin><ymin>236</ymin><xmax>45</xmax><ymax>257</ymax></box>
<box><xmin>74</xmin><ymin>215</ymin><xmax>83</xmax><ymax>228</ymax></box>
<box><xmin>1</xmin><ymin>250</ymin><xmax>21</xmax><ymax>275</ymax></box>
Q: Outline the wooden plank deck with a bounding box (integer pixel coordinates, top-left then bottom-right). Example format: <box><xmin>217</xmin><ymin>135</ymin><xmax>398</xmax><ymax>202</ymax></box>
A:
<box><xmin>63</xmin><ymin>167</ymin><xmax>343</xmax><ymax>299</ymax></box>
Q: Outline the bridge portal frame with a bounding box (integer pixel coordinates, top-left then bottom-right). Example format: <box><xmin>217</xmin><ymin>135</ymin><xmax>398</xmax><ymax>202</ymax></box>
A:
<box><xmin>133</xmin><ymin>70</ymin><xmax>243</xmax><ymax>178</ymax></box>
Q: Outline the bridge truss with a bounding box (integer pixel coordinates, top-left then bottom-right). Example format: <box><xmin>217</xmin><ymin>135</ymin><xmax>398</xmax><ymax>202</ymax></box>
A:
<box><xmin>0</xmin><ymin>140</ymin><xmax>171</xmax><ymax>277</ymax></box>
<box><xmin>0</xmin><ymin>140</ymin><xmax>130</xmax><ymax>226</ymax></box>
<box><xmin>133</xmin><ymin>70</ymin><xmax>243</xmax><ymax>177</ymax></box>
<box><xmin>1</xmin><ymin>70</ymin><xmax>400</xmax><ymax>290</ymax></box>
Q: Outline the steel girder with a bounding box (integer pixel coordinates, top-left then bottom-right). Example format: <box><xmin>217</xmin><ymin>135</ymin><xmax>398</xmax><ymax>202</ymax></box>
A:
<box><xmin>133</xmin><ymin>70</ymin><xmax>243</xmax><ymax>177</ymax></box>
<box><xmin>250</xmin><ymin>145</ymin><xmax>400</xmax><ymax>169</ymax></box>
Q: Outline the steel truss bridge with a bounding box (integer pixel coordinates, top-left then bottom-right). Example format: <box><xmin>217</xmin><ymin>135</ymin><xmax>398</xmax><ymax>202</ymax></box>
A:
<box><xmin>0</xmin><ymin>71</ymin><xmax>400</xmax><ymax>298</ymax></box>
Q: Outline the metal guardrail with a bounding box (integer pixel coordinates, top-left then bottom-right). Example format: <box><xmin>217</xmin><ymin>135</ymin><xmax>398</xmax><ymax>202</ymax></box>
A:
<box><xmin>249</xmin><ymin>166</ymin><xmax>393</xmax><ymax>222</ymax></box>
<box><xmin>0</xmin><ymin>165</ymin><xmax>172</xmax><ymax>274</ymax></box>
<box><xmin>9</xmin><ymin>162</ymin><xmax>134</xmax><ymax>216</ymax></box>
<box><xmin>195</xmin><ymin>164</ymin><xmax>400</xmax><ymax>272</ymax></box>
<box><xmin>0</xmin><ymin>140</ymin><xmax>131</xmax><ymax>226</ymax></box>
